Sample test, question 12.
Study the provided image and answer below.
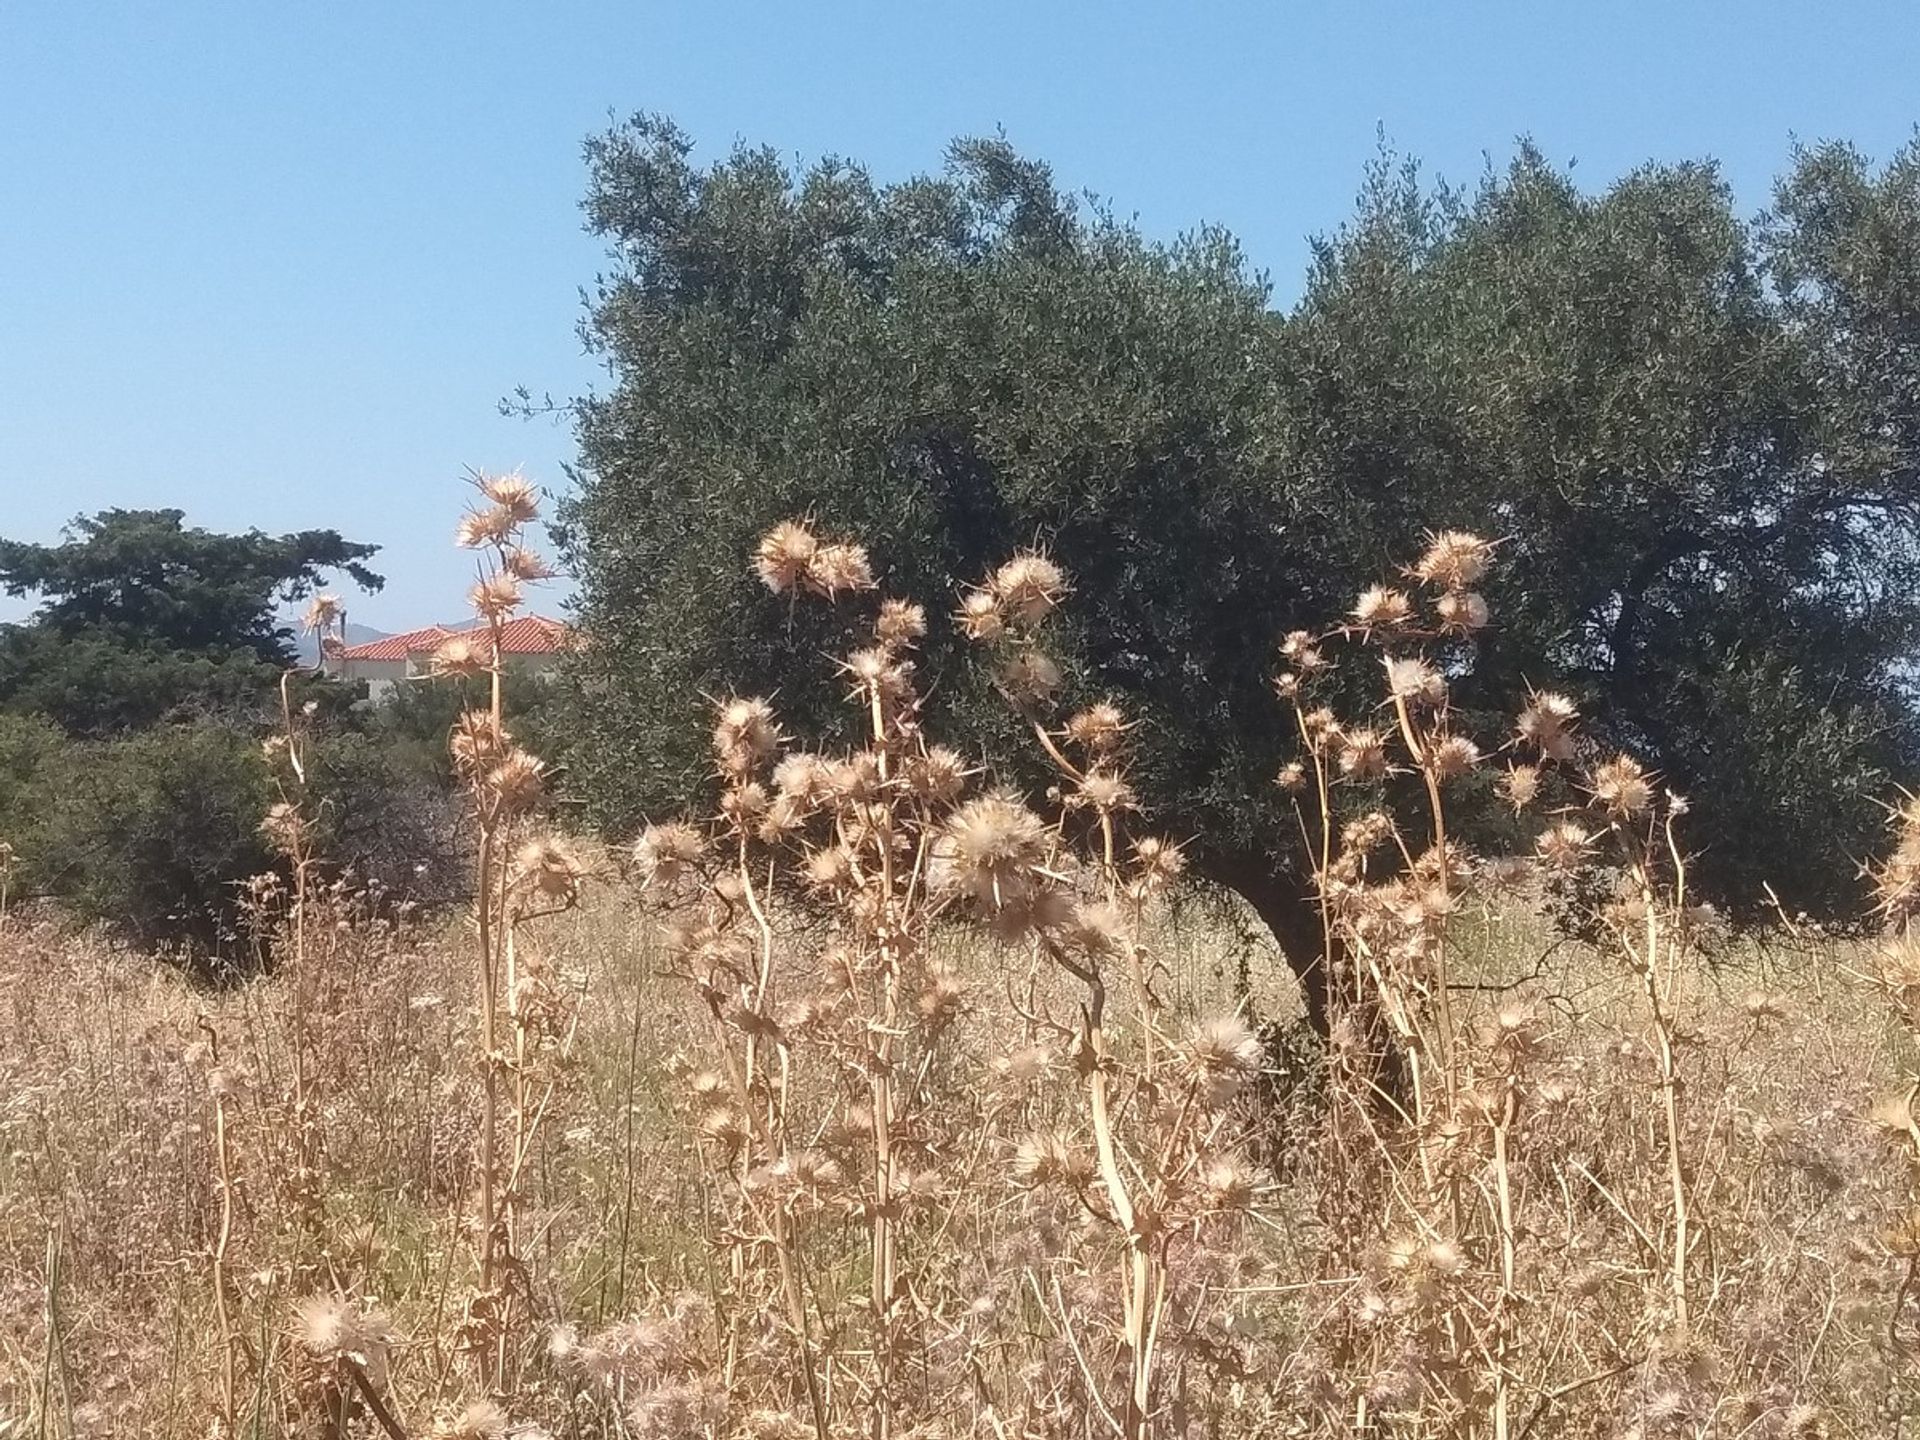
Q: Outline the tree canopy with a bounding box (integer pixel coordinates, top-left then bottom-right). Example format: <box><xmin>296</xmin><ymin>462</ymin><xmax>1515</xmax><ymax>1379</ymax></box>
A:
<box><xmin>0</xmin><ymin>509</ymin><xmax>382</xmax><ymax>733</ymax></box>
<box><xmin>558</xmin><ymin>116</ymin><xmax>1920</xmax><ymax>1009</ymax></box>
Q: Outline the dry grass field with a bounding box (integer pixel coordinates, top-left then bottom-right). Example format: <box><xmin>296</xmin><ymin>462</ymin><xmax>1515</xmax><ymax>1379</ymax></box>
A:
<box><xmin>2</xmin><ymin>882</ymin><xmax>1916</xmax><ymax>1438</ymax></box>
<box><xmin>8</xmin><ymin>500</ymin><xmax>1920</xmax><ymax>1440</ymax></box>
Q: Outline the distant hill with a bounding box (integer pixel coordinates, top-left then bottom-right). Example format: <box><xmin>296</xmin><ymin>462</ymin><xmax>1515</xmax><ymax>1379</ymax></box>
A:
<box><xmin>299</xmin><ymin>620</ymin><xmax>389</xmax><ymax>664</ymax></box>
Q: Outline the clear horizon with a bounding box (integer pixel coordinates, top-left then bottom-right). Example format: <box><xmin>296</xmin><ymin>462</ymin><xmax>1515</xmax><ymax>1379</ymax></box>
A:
<box><xmin>5</xmin><ymin>1</ymin><xmax>1918</xmax><ymax>630</ymax></box>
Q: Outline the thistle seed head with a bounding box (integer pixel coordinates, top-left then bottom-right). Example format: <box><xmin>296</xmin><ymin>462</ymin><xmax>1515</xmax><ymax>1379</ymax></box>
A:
<box><xmin>1384</xmin><ymin>655</ymin><xmax>1446</xmax><ymax>707</ymax></box>
<box><xmin>502</xmin><ymin>546</ymin><xmax>557</xmax><ymax>582</ymax></box>
<box><xmin>634</xmin><ymin>822</ymin><xmax>704</xmax><ymax>885</ymax></box>
<box><xmin>1185</xmin><ymin>1015</ymin><xmax>1263</xmax><ymax>1079</ymax></box>
<box><xmin>1064</xmin><ymin>701</ymin><xmax>1128</xmax><ymax>753</ymax></box>
<box><xmin>998</xmin><ymin>650</ymin><xmax>1063</xmax><ymax>706</ymax></box>
<box><xmin>431</xmin><ymin>633</ymin><xmax>488</xmax><ymax>679</ymax></box>
<box><xmin>957</xmin><ymin>589</ymin><xmax>1005</xmax><ymax>642</ymax></box>
<box><xmin>1352</xmin><ymin>585</ymin><xmax>1412</xmax><ymax>630</ymax></box>
<box><xmin>1516</xmin><ymin>690</ymin><xmax>1579</xmax><ymax>762</ymax></box>
<box><xmin>990</xmin><ymin>552</ymin><xmax>1069</xmax><ymax>625</ymax></box>
<box><xmin>806</xmin><ymin>541</ymin><xmax>876</xmax><ymax>598</ymax></box>
<box><xmin>477</xmin><ymin>470</ymin><xmax>541</xmax><ymax>523</ymax></box>
<box><xmin>874</xmin><ymin>597</ymin><xmax>927</xmax><ymax>649</ymax></box>
<box><xmin>1338</xmin><ymin>727</ymin><xmax>1389</xmax><ymax>780</ymax></box>
<box><xmin>904</xmin><ymin>746</ymin><xmax>969</xmax><ymax>805</ymax></box>
<box><xmin>299</xmin><ymin>593</ymin><xmax>344</xmax><ymax>635</ymax></box>
<box><xmin>468</xmin><ymin>571</ymin><xmax>524</xmax><ymax>620</ymax></box>
<box><xmin>754</xmin><ymin>520</ymin><xmax>819</xmax><ymax>595</ymax></box>
<box><xmin>1435</xmin><ymin>589</ymin><xmax>1491</xmax><ymax>632</ymax></box>
<box><xmin>1412</xmin><ymin>530</ymin><xmax>1494</xmax><ymax>591</ymax></box>
<box><xmin>1501</xmin><ymin>763</ymin><xmax>1542</xmax><ymax>812</ymax></box>
<box><xmin>1535</xmin><ymin>820</ymin><xmax>1592</xmax><ymax>871</ymax></box>
<box><xmin>1430</xmin><ymin>734</ymin><xmax>1480</xmax><ymax>780</ymax></box>
<box><xmin>713</xmin><ymin>697</ymin><xmax>781</xmax><ymax>776</ymax></box>
<box><xmin>515</xmin><ymin>835</ymin><xmax>589</xmax><ymax>901</ymax></box>
<box><xmin>1588</xmin><ymin>754</ymin><xmax>1654</xmax><ymax>820</ymax></box>
<box><xmin>456</xmin><ymin>505</ymin><xmax>518</xmax><ymax>550</ymax></box>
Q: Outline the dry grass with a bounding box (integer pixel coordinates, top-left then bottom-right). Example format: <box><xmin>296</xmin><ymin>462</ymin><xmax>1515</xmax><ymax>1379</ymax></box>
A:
<box><xmin>0</xmin><ymin>896</ymin><xmax>1914</xmax><ymax>1437</ymax></box>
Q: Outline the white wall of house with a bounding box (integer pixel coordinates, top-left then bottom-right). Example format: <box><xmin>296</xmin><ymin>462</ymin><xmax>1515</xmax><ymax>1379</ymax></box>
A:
<box><xmin>333</xmin><ymin>650</ymin><xmax>561</xmax><ymax>702</ymax></box>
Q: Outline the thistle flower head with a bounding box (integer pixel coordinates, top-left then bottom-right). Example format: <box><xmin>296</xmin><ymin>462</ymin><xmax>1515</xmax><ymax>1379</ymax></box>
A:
<box><xmin>300</xmin><ymin>593</ymin><xmax>344</xmax><ymax>636</ymax></box>
<box><xmin>957</xmin><ymin>589</ymin><xmax>1004</xmax><ymax>642</ymax></box>
<box><xmin>1588</xmin><ymin>754</ymin><xmax>1654</xmax><ymax>820</ymax></box>
<box><xmin>874</xmin><ymin>597</ymin><xmax>927</xmax><ymax>649</ymax></box>
<box><xmin>1412</xmin><ymin>530</ymin><xmax>1494</xmax><ymax>591</ymax></box>
<box><xmin>1276</xmin><ymin>760</ymin><xmax>1308</xmax><ymax>792</ymax></box>
<box><xmin>754</xmin><ymin>520</ymin><xmax>819</xmax><ymax>595</ymax></box>
<box><xmin>990</xmin><ymin>552</ymin><xmax>1069</xmax><ymax>625</ymax></box>
<box><xmin>477</xmin><ymin>469</ymin><xmax>541</xmax><ymax>523</ymax></box>
<box><xmin>713</xmin><ymin>697</ymin><xmax>781</xmax><ymax>776</ymax></box>
<box><xmin>468</xmin><ymin>571</ymin><xmax>524</xmax><ymax>620</ymax></box>
<box><xmin>1515</xmin><ymin>690</ymin><xmax>1579</xmax><ymax>761</ymax></box>
<box><xmin>1352</xmin><ymin>585</ymin><xmax>1412</xmax><ymax>630</ymax></box>
<box><xmin>1435</xmin><ymin>589</ymin><xmax>1491</xmax><ymax>632</ymax></box>
<box><xmin>1384</xmin><ymin>655</ymin><xmax>1446</xmax><ymax>707</ymax></box>
<box><xmin>633</xmin><ymin>821</ymin><xmax>710</xmax><ymax>890</ymax></box>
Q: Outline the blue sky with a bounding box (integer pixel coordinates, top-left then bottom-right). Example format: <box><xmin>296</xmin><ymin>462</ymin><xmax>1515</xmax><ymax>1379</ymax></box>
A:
<box><xmin>3</xmin><ymin>1</ymin><xmax>1917</xmax><ymax>629</ymax></box>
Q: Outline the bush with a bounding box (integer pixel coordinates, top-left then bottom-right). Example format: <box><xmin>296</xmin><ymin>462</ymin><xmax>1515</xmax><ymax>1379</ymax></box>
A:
<box><xmin>305</xmin><ymin>732</ymin><xmax>469</xmax><ymax>909</ymax></box>
<box><xmin>28</xmin><ymin>722</ymin><xmax>273</xmax><ymax>959</ymax></box>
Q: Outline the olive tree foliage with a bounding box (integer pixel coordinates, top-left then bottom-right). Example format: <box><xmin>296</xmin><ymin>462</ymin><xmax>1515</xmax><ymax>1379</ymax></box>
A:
<box><xmin>558</xmin><ymin>114</ymin><xmax>1920</xmax><ymax>1016</ymax></box>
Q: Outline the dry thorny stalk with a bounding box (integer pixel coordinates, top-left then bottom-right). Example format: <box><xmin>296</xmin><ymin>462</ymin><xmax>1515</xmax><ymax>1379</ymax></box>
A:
<box><xmin>438</xmin><ymin>470</ymin><xmax>591</xmax><ymax>1398</ymax></box>
<box><xmin>263</xmin><ymin>471</ymin><xmax>590</xmax><ymax>1436</ymax></box>
<box><xmin>1272</xmin><ymin>533</ymin><xmax>1737</xmax><ymax>1438</ymax></box>
<box><xmin>620</xmin><ymin>520</ymin><xmax>1268</xmax><ymax>1440</ymax></box>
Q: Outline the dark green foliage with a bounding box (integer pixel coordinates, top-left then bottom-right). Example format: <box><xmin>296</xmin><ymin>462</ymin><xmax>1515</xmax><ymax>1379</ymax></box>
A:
<box><xmin>0</xmin><ymin>509</ymin><xmax>382</xmax><ymax>734</ymax></box>
<box><xmin>560</xmin><ymin>117</ymin><xmax>1920</xmax><ymax>967</ymax></box>
<box><xmin>561</xmin><ymin>115</ymin><xmax>1332</xmax><ymax>876</ymax></box>
<box><xmin>24</xmin><ymin>723</ymin><xmax>274</xmax><ymax>957</ymax></box>
<box><xmin>304</xmin><ymin>732</ymin><xmax>470</xmax><ymax>909</ymax></box>
<box><xmin>367</xmin><ymin>669</ymin><xmax>563</xmax><ymax>788</ymax></box>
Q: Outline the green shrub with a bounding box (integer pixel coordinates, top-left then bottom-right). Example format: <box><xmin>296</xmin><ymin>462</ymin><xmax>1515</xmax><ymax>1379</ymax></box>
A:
<box><xmin>306</xmin><ymin>731</ymin><xmax>469</xmax><ymax>909</ymax></box>
<box><xmin>29</xmin><ymin>722</ymin><xmax>272</xmax><ymax>961</ymax></box>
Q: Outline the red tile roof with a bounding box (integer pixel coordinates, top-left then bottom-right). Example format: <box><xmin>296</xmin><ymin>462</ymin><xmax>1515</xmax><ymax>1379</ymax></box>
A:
<box><xmin>333</xmin><ymin>615</ymin><xmax>573</xmax><ymax>662</ymax></box>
